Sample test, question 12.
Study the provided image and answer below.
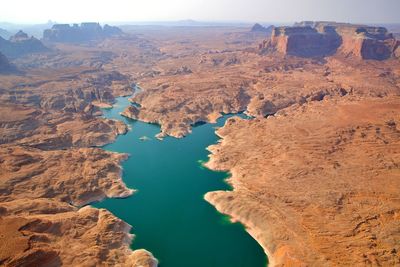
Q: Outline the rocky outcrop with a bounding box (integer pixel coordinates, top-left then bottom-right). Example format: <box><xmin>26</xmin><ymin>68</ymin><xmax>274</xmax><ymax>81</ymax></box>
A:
<box><xmin>0</xmin><ymin>199</ymin><xmax>158</xmax><ymax>267</ymax></box>
<box><xmin>0</xmin><ymin>31</ymin><xmax>49</xmax><ymax>59</ymax></box>
<box><xmin>251</xmin><ymin>23</ymin><xmax>274</xmax><ymax>34</ymax></box>
<box><xmin>260</xmin><ymin>22</ymin><xmax>399</xmax><ymax>60</ymax></box>
<box><xmin>260</xmin><ymin>25</ymin><xmax>342</xmax><ymax>57</ymax></box>
<box><xmin>205</xmin><ymin>97</ymin><xmax>400</xmax><ymax>266</ymax></box>
<box><xmin>43</xmin><ymin>23</ymin><xmax>123</xmax><ymax>43</ymax></box>
<box><xmin>121</xmin><ymin>105</ymin><xmax>140</xmax><ymax>120</ymax></box>
<box><xmin>0</xmin><ymin>70</ymin><xmax>132</xmax><ymax>113</ymax></box>
<box><xmin>0</xmin><ymin>145</ymin><xmax>132</xmax><ymax>206</ymax></box>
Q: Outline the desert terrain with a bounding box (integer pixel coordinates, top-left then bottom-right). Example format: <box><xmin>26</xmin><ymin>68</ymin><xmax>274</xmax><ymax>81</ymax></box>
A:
<box><xmin>0</xmin><ymin>20</ymin><xmax>399</xmax><ymax>266</ymax></box>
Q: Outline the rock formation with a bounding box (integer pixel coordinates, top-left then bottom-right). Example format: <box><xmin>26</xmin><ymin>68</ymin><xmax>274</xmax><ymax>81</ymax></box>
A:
<box><xmin>260</xmin><ymin>22</ymin><xmax>399</xmax><ymax>60</ymax></box>
<box><xmin>0</xmin><ymin>30</ymin><xmax>49</xmax><ymax>58</ymax></box>
<box><xmin>121</xmin><ymin>105</ymin><xmax>141</xmax><ymax>120</ymax></box>
<box><xmin>0</xmin><ymin>145</ymin><xmax>132</xmax><ymax>206</ymax></box>
<box><xmin>0</xmin><ymin>199</ymin><xmax>158</xmax><ymax>267</ymax></box>
<box><xmin>251</xmin><ymin>23</ymin><xmax>274</xmax><ymax>34</ymax></box>
<box><xmin>43</xmin><ymin>23</ymin><xmax>123</xmax><ymax>43</ymax></box>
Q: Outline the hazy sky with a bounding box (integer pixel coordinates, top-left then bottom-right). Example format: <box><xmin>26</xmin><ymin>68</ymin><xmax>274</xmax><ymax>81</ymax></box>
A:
<box><xmin>1</xmin><ymin>0</ymin><xmax>399</xmax><ymax>24</ymax></box>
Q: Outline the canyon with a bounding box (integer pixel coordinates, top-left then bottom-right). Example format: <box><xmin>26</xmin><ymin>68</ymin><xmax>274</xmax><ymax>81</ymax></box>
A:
<box><xmin>0</xmin><ymin>21</ymin><xmax>399</xmax><ymax>266</ymax></box>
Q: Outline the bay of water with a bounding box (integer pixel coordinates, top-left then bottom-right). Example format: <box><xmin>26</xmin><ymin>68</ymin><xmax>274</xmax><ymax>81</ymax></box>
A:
<box><xmin>94</xmin><ymin>96</ymin><xmax>267</xmax><ymax>267</ymax></box>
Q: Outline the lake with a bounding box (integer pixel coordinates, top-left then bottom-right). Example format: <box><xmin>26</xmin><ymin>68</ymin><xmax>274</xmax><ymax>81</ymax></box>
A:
<box><xmin>94</xmin><ymin>96</ymin><xmax>267</xmax><ymax>267</ymax></box>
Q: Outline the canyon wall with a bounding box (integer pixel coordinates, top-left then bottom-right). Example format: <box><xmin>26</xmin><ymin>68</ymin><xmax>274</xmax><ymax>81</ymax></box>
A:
<box><xmin>261</xmin><ymin>21</ymin><xmax>399</xmax><ymax>60</ymax></box>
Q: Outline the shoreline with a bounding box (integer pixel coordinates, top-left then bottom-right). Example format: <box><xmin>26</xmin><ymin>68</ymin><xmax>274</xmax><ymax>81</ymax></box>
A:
<box><xmin>99</xmin><ymin>97</ymin><xmax>267</xmax><ymax>266</ymax></box>
<box><xmin>204</xmin><ymin>122</ymin><xmax>273</xmax><ymax>267</ymax></box>
<box><xmin>91</xmin><ymin>92</ymin><xmax>159</xmax><ymax>266</ymax></box>
<box><xmin>204</xmin><ymin>191</ymin><xmax>274</xmax><ymax>266</ymax></box>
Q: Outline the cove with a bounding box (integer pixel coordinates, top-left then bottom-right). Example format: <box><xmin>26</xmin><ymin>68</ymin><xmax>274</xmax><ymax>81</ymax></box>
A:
<box><xmin>93</xmin><ymin>96</ymin><xmax>267</xmax><ymax>267</ymax></box>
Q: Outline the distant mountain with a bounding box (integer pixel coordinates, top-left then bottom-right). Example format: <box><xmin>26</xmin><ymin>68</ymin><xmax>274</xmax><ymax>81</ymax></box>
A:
<box><xmin>0</xmin><ymin>30</ymin><xmax>49</xmax><ymax>59</ymax></box>
<box><xmin>260</xmin><ymin>21</ymin><xmax>399</xmax><ymax>60</ymax></box>
<box><xmin>0</xmin><ymin>20</ymin><xmax>55</xmax><ymax>38</ymax></box>
<box><xmin>43</xmin><ymin>23</ymin><xmax>123</xmax><ymax>43</ymax></box>
<box><xmin>251</xmin><ymin>23</ymin><xmax>274</xmax><ymax>34</ymax></box>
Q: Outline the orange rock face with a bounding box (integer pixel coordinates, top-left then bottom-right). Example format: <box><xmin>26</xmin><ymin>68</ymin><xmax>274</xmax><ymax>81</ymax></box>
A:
<box><xmin>205</xmin><ymin>97</ymin><xmax>400</xmax><ymax>266</ymax></box>
<box><xmin>261</xmin><ymin>22</ymin><xmax>399</xmax><ymax>60</ymax></box>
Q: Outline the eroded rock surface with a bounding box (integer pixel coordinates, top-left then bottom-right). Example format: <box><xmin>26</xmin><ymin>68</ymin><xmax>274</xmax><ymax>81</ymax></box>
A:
<box><xmin>0</xmin><ymin>145</ymin><xmax>132</xmax><ymax>206</ymax></box>
<box><xmin>0</xmin><ymin>199</ymin><xmax>158</xmax><ymax>267</ymax></box>
<box><xmin>205</xmin><ymin>97</ymin><xmax>400</xmax><ymax>266</ymax></box>
<box><xmin>127</xmin><ymin>52</ymin><xmax>400</xmax><ymax>137</ymax></box>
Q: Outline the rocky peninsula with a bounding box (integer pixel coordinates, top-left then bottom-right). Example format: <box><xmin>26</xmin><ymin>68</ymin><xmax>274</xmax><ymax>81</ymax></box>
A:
<box><xmin>205</xmin><ymin>97</ymin><xmax>400</xmax><ymax>266</ymax></box>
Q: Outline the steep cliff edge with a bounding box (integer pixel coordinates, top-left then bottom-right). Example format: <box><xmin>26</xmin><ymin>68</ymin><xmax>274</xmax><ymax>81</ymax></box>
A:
<box><xmin>260</xmin><ymin>22</ymin><xmax>399</xmax><ymax>60</ymax></box>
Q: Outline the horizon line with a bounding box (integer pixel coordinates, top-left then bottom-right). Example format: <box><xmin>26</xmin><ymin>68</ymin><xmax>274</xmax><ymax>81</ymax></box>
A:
<box><xmin>1</xmin><ymin>19</ymin><xmax>400</xmax><ymax>27</ymax></box>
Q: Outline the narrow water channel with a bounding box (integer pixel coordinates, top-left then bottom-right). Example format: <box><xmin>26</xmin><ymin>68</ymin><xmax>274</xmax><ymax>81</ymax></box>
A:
<box><xmin>93</xmin><ymin>95</ymin><xmax>267</xmax><ymax>267</ymax></box>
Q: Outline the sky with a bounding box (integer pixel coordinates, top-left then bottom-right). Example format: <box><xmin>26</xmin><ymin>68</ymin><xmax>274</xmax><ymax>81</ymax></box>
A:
<box><xmin>1</xmin><ymin>0</ymin><xmax>399</xmax><ymax>24</ymax></box>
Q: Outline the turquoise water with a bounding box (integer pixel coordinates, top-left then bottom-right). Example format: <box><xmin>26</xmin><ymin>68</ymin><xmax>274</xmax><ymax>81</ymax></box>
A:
<box><xmin>94</xmin><ymin>96</ymin><xmax>267</xmax><ymax>267</ymax></box>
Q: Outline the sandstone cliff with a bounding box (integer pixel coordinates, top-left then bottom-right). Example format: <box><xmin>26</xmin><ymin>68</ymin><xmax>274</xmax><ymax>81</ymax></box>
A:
<box><xmin>260</xmin><ymin>22</ymin><xmax>399</xmax><ymax>60</ymax></box>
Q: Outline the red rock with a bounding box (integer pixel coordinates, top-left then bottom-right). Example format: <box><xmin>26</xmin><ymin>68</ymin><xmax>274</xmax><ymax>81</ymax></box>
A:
<box><xmin>261</xmin><ymin>22</ymin><xmax>399</xmax><ymax>60</ymax></box>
